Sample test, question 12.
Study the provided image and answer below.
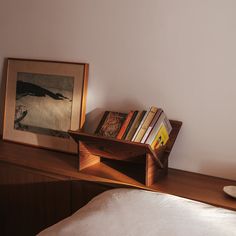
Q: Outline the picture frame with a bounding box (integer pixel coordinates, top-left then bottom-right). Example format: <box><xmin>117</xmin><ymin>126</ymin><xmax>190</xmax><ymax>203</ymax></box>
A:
<box><xmin>3</xmin><ymin>58</ymin><xmax>88</xmax><ymax>153</ymax></box>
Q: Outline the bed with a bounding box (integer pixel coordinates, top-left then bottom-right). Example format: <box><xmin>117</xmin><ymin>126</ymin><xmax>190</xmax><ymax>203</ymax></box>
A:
<box><xmin>37</xmin><ymin>188</ymin><xmax>236</xmax><ymax>236</ymax></box>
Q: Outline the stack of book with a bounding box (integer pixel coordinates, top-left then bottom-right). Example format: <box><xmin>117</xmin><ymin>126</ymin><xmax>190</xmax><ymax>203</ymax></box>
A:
<box><xmin>94</xmin><ymin>106</ymin><xmax>172</xmax><ymax>150</ymax></box>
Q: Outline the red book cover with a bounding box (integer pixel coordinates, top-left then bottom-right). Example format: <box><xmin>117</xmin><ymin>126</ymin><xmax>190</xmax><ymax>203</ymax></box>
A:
<box><xmin>116</xmin><ymin>111</ymin><xmax>134</xmax><ymax>139</ymax></box>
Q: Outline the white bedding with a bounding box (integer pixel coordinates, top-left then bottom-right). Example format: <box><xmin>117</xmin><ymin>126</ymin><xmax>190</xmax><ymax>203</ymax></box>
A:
<box><xmin>38</xmin><ymin>188</ymin><xmax>236</xmax><ymax>236</ymax></box>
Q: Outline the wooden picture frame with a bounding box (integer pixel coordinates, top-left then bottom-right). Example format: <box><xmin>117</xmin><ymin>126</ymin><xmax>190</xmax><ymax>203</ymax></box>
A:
<box><xmin>3</xmin><ymin>58</ymin><xmax>88</xmax><ymax>153</ymax></box>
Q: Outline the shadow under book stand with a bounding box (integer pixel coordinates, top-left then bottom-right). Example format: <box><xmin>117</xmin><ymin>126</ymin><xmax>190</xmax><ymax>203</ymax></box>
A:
<box><xmin>69</xmin><ymin>120</ymin><xmax>182</xmax><ymax>187</ymax></box>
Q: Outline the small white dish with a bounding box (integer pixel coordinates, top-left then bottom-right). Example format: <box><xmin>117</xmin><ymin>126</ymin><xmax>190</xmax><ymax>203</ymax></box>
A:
<box><xmin>223</xmin><ymin>186</ymin><xmax>236</xmax><ymax>199</ymax></box>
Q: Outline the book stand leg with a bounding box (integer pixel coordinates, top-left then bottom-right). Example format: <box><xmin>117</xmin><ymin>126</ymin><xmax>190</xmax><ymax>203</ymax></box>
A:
<box><xmin>78</xmin><ymin>142</ymin><xmax>100</xmax><ymax>170</ymax></box>
<box><xmin>70</xmin><ymin>120</ymin><xmax>182</xmax><ymax>187</ymax></box>
<box><xmin>78</xmin><ymin>141</ymin><xmax>169</xmax><ymax>187</ymax></box>
<box><xmin>146</xmin><ymin>153</ymin><xmax>168</xmax><ymax>186</ymax></box>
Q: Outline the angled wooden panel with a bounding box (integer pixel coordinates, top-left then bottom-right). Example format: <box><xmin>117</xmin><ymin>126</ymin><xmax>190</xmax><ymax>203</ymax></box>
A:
<box><xmin>79</xmin><ymin>142</ymin><xmax>100</xmax><ymax>170</ymax></box>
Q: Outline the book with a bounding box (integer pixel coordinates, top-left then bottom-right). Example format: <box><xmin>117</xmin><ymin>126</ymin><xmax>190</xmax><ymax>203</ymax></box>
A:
<box><xmin>121</xmin><ymin>111</ymin><xmax>139</xmax><ymax>139</ymax></box>
<box><xmin>131</xmin><ymin>111</ymin><xmax>148</xmax><ymax>142</ymax></box>
<box><xmin>133</xmin><ymin>106</ymin><xmax>158</xmax><ymax>142</ymax></box>
<box><xmin>140</xmin><ymin>108</ymin><xmax>163</xmax><ymax>143</ymax></box>
<box><xmin>151</xmin><ymin>123</ymin><xmax>169</xmax><ymax>150</ymax></box>
<box><xmin>95</xmin><ymin>111</ymin><xmax>127</xmax><ymax>138</ymax></box>
<box><xmin>125</xmin><ymin>111</ymin><xmax>146</xmax><ymax>141</ymax></box>
<box><xmin>145</xmin><ymin>112</ymin><xmax>165</xmax><ymax>145</ymax></box>
<box><xmin>116</xmin><ymin>111</ymin><xmax>135</xmax><ymax>139</ymax></box>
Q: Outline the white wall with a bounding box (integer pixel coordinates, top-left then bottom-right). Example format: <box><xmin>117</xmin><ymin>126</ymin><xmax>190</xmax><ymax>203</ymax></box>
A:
<box><xmin>1</xmin><ymin>0</ymin><xmax>236</xmax><ymax>180</ymax></box>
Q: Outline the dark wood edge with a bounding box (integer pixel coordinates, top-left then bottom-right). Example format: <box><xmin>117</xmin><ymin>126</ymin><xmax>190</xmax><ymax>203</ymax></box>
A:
<box><xmin>79</xmin><ymin>64</ymin><xmax>89</xmax><ymax>128</ymax></box>
<box><xmin>1</xmin><ymin>58</ymin><xmax>8</xmax><ymax>137</ymax></box>
<box><xmin>2</xmin><ymin>138</ymin><xmax>77</xmax><ymax>155</ymax></box>
<box><xmin>7</xmin><ymin>57</ymin><xmax>89</xmax><ymax>66</ymax></box>
<box><xmin>165</xmin><ymin>120</ymin><xmax>182</xmax><ymax>152</ymax></box>
<box><xmin>69</xmin><ymin>130</ymin><xmax>150</xmax><ymax>149</ymax></box>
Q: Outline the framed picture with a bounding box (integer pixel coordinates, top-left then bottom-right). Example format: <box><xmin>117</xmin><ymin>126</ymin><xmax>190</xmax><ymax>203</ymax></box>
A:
<box><xmin>3</xmin><ymin>58</ymin><xmax>88</xmax><ymax>153</ymax></box>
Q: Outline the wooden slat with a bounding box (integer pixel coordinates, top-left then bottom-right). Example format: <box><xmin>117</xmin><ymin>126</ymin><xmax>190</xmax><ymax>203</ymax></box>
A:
<box><xmin>146</xmin><ymin>153</ymin><xmax>168</xmax><ymax>186</ymax></box>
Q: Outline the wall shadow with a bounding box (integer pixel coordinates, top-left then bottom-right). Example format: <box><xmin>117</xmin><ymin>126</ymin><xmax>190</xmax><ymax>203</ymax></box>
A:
<box><xmin>83</xmin><ymin>107</ymin><xmax>106</xmax><ymax>134</ymax></box>
<box><xmin>198</xmin><ymin>159</ymin><xmax>236</xmax><ymax>181</ymax></box>
<box><xmin>83</xmin><ymin>99</ymin><xmax>145</xmax><ymax>135</ymax></box>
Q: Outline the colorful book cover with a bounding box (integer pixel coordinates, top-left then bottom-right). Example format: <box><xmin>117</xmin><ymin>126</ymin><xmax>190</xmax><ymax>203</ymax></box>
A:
<box><xmin>125</xmin><ymin>111</ymin><xmax>146</xmax><ymax>141</ymax></box>
<box><xmin>95</xmin><ymin>111</ymin><xmax>127</xmax><ymax>138</ymax></box>
<box><xmin>140</xmin><ymin>108</ymin><xmax>163</xmax><ymax>143</ymax></box>
<box><xmin>151</xmin><ymin>123</ymin><xmax>169</xmax><ymax>150</ymax></box>
<box><xmin>134</xmin><ymin>106</ymin><xmax>158</xmax><ymax>142</ymax></box>
<box><xmin>116</xmin><ymin>111</ymin><xmax>135</xmax><ymax>139</ymax></box>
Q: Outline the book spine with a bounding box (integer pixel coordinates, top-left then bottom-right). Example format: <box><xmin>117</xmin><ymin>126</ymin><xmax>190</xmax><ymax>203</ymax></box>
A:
<box><xmin>134</xmin><ymin>106</ymin><xmax>158</xmax><ymax>142</ymax></box>
<box><xmin>145</xmin><ymin>112</ymin><xmax>165</xmax><ymax>145</ymax></box>
<box><xmin>140</xmin><ymin>108</ymin><xmax>163</xmax><ymax>143</ymax></box>
<box><xmin>94</xmin><ymin>111</ymin><xmax>109</xmax><ymax>135</ymax></box>
<box><xmin>131</xmin><ymin>111</ymin><xmax>148</xmax><ymax>141</ymax></box>
<box><xmin>126</xmin><ymin>111</ymin><xmax>146</xmax><ymax>141</ymax></box>
<box><xmin>122</xmin><ymin>111</ymin><xmax>138</xmax><ymax>139</ymax></box>
<box><xmin>116</xmin><ymin>111</ymin><xmax>134</xmax><ymax>139</ymax></box>
<box><xmin>151</xmin><ymin>123</ymin><xmax>169</xmax><ymax>150</ymax></box>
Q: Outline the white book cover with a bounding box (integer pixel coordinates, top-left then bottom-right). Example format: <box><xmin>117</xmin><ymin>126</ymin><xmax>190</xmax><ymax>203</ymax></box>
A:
<box><xmin>140</xmin><ymin>109</ymin><xmax>163</xmax><ymax>143</ymax></box>
<box><xmin>145</xmin><ymin>113</ymin><xmax>165</xmax><ymax>145</ymax></box>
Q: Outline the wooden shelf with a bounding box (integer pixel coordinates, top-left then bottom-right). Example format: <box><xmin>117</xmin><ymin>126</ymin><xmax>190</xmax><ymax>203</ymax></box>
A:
<box><xmin>69</xmin><ymin>120</ymin><xmax>182</xmax><ymax>186</ymax></box>
<box><xmin>155</xmin><ymin>169</ymin><xmax>236</xmax><ymax>211</ymax></box>
<box><xmin>0</xmin><ymin>139</ymin><xmax>235</xmax><ymax>210</ymax></box>
<box><xmin>0</xmin><ymin>139</ymin><xmax>145</xmax><ymax>187</ymax></box>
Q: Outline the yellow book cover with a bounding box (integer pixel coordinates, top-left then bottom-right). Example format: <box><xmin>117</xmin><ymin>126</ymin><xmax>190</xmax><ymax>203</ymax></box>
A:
<box><xmin>151</xmin><ymin>123</ymin><xmax>169</xmax><ymax>150</ymax></box>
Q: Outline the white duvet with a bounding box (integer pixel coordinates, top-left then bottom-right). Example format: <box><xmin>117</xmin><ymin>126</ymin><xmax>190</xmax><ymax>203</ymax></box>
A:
<box><xmin>38</xmin><ymin>188</ymin><xmax>236</xmax><ymax>236</ymax></box>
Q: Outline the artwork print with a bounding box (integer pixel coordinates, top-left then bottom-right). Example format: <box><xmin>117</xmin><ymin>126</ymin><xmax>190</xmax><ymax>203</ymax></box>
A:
<box><xmin>3</xmin><ymin>58</ymin><xmax>88</xmax><ymax>153</ymax></box>
<box><xmin>95</xmin><ymin>111</ymin><xmax>127</xmax><ymax>138</ymax></box>
<box><xmin>15</xmin><ymin>72</ymin><xmax>74</xmax><ymax>138</ymax></box>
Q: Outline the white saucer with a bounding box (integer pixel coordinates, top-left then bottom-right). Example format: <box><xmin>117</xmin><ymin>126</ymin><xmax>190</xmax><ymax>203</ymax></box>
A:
<box><xmin>223</xmin><ymin>186</ymin><xmax>236</xmax><ymax>199</ymax></box>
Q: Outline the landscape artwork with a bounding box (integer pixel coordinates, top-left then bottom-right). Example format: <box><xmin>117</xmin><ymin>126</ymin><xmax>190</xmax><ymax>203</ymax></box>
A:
<box><xmin>3</xmin><ymin>58</ymin><xmax>88</xmax><ymax>153</ymax></box>
<box><xmin>14</xmin><ymin>72</ymin><xmax>74</xmax><ymax>138</ymax></box>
